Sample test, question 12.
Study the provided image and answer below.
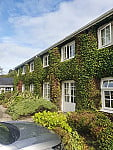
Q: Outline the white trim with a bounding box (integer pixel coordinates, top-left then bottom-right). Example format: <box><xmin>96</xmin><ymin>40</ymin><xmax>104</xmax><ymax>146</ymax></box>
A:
<box><xmin>43</xmin><ymin>82</ymin><xmax>50</xmax><ymax>100</ymax></box>
<box><xmin>62</xmin><ymin>80</ymin><xmax>76</xmax><ymax>112</ymax></box>
<box><xmin>30</xmin><ymin>84</ymin><xmax>34</xmax><ymax>92</ymax></box>
<box><xmin>30</xmin><ymin>62</ymin><xmax>34</xmax><ymax>72</ymax></box>
<box><xmin>22</xmin><ymin>84</ymin><xmax>25</xmax><ymax>92</ymax></box>
<box><xmin>0</xmin><ymin>85</ymin><xmax>13</xmax><ymax>88</ymax></box>
<box><xmin>61</xmin><ymin>41</ymin><xmax>75</xmax><ymax>62</ymax></box>
<box><xmin>43</xmin><ymin>54</ymin><xmax>49</xmax><ymax>68</ymax></box>
<box><xmin>101</xmin><ymin>77</ymin><xmax>113</xmax><ymax>112</ymax></box>
<box><xmin>22</xmin><ymin>66</ymin><xmax>26</xmax><ymax>74</ymax></box>
<box><xmin>98</xmin><ymin>23</ymin><xmax>112</xmax><ymax>49</ymax></box>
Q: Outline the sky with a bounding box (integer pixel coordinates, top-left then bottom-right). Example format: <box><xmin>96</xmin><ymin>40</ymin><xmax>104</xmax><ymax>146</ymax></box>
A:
<box><xmin>0</xmin><ymin>0</ymin><xmax>113</xmax><ymax>73</ymax></box>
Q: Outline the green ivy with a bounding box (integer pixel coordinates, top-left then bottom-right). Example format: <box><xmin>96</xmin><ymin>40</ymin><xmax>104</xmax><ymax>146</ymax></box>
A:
<box><xmin>11</xmin><ymin>27</ymin><xmax>113</xmax><ymax>110</ymax></box>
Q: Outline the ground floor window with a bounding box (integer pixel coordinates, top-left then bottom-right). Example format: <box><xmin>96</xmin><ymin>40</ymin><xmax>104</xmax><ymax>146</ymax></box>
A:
<box><xmin>43</xmin><ymin>82</ymin><xmax>50</xmax><ymax>100</ymax></box>
<box><xmin>5</xmin><ymin>87</ymin><xmax>12</xmax><ymax>92</ymax></box>
<box><xmin>22</xmin><ymin>84</ymin><xmax>25</xmax><ymax>92</ymax></box>
<box><xmin>101</xmin><ymin>78</ymin><xmax>113</xmax><ymax>111</ymax></box>
<box><xmin>30</xmin><ymin>84</ymin><xmax>34</xmax><ymax>92</ymax></box>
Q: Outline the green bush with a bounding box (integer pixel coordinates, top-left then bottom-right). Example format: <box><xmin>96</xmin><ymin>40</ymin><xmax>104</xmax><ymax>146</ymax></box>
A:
<box><xmin>68</xmin><ymin>110</ymin><xmax>113</xmax><ymax>150</ymax></box>
<box><xmin>0</xmin><ymin>93</ymin><xmax>5</xmax><ymax>104</ymax></box>
<box><xmin>6</xmin><ymin>91</ymin><xmax>57</xmax><ymax>120</ymax></box>
<box><xmin>33</xmin><ymin>111</ymin><xmax>85</xmax><ymax>150</ymax></box>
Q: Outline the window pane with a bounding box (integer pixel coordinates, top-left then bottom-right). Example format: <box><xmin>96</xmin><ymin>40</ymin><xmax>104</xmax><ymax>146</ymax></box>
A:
<box><xmin>64</xmin><ymin>83</ymin><xmax>69</xmax><ymax>102</ymax></box>
<box><xmin>105</xmin><ymin>99</ymin><xmax>110</xmax><ymax>107</ymax></box>
<box><xmin>106</xmin><ymin>25</ymin><xmax>110</xmax><ymax>45</ymax></box>
<box><xmin>103</xmin><ymin>81</ymin><xmax>108</xmax><ymax>87</ymax></box>
<box><xmin>63</xmin><ymin>47</ymin><xmax>67</xmax><ymax>60</ymax></box>
<box><xmin>111</xmin><ymin>100</ymin><xmax>113</xmax><ymax>108</ymax></box>
<box><xmin>69</xmin><ymin>44</ymin><xmax>75</xmax><ymax>58</ymax></box>
<box><xmin>104</xmin><ymin>91</ymin><xmax>110</xmax><ymax>99</ymax></box>
<box><xmin>111</xmin><ymin>91</ymin><xmax>113</xmax><ymax>99</ymax></box>
<box><xmin>101</xmin><ymin>29</ymin><xmax>105</xmax><ymax>46</ymax></box>
<box><xmin>67</xmin><ymin>46</ymin><xmax>69</xmax><ymax>59</ymax></box>
<box><xmin>108</xmin><ymin>80</ymin><xmax>113</xmax><ymax>87</ymax></box>
<box><xmin>71</xmin><ymin>83</ymin><xmax>75</xmax><ymax>103</ymax></box>
<box><xmin>43</xmin><ymin>83</ymin><xmax>50</xmax><ymax>100</ymax></box>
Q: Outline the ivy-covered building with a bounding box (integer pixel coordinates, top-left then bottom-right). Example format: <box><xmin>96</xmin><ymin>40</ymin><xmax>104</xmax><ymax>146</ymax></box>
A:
<box><xmin>14</xmin><ymin>8</ymin><xmax>113</xmax><ymax>113</ymax></box>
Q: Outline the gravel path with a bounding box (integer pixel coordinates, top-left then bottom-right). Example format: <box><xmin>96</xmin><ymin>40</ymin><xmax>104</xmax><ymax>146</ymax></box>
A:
<box><xmin>0</xmin><ymin>105</ymin><xmax>33</xmax><ymax>122</ymax></box>
<box><xmin>0</xmin><ymin>105</ymin><xmax>12</xmax><ymax>121</ymax></box>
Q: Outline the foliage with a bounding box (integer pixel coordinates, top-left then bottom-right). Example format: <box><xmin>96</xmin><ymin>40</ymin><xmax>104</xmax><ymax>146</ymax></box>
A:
<box><xmin>0</xmin><ymin>92</ymin><xmax>14</xmax><ymax>105</ymax></box>
<box><xmin>6</xmin><ymin>91</ymin><xmax>57</xmax><ymax>120</ymax></box>
<box><xmin>68</xmin><ymin>110</ymin><xmax>113</xmax><ymax>150</ymax></box>
<box><xmin>33</xmin><ymin>111</ymin><xmax>85</xmax><ymax>150</ymax></box>
<box><xmin>12</xmin><ymin>26</ymin><xmax>113</xmax><ymax>110</ymax></box>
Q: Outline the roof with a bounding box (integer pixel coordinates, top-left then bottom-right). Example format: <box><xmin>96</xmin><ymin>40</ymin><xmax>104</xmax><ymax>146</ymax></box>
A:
<box><xmin>15</xmin><ymin>8</ymin><xmax>113</xmax><ymax>70</ymax></box>
<box><xmin>0</xmin><ymin>77</ymin><xmax>14</xmax><ymax>85</ymax></box>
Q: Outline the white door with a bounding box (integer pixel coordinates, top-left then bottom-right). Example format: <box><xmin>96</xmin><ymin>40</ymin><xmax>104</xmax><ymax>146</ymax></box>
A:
<box><xmin>62</xmin><ymin>81</ymin><xmax>76</xmax><ymax>112</ymax></box>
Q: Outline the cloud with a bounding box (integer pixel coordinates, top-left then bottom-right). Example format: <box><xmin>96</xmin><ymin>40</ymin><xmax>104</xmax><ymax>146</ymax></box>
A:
<box><xmin>0</xmin><ymin>40</ymin><xmax>40</xmax><ymax>73</ymax></box>
<box><xmin>9</xmin><ymin>0</ymin><xmax>113</xmax><ymax>48</ymax></box>
<box><xmin>1</xmin><ymin>0</ymin><xmax>113</xmax><ymax>73</ymax></box>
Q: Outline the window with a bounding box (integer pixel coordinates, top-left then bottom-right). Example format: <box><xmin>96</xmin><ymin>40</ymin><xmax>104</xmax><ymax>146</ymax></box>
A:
<box><xmin>22</xmin><ymin>84</ymin><xmax>25</xmax><ymax>92</ymax></box>
<box><xmin>22</xmin><ymin>66</ymin><xmax>26</xmax><ymax>74</ymax></box>
<box><xmin>30</xmin><ymin>84</ymin><xmax>34</xmax><ymax>92</ymax></box>
<box><xmin>61</xmin><ymin>42</ymin><xmax>75</xmax><ymax>61</ymax></box>
<box><xmin>5</xmin><ymin>87</ymin><xmax>12</xmax><ymax>92</ymax></box>
<box><xmin>63</xmin><ymin>81</ymin><xmax>75</xmax><ymax>103</ymax></box>
<box><xmin>101</xmin><ymin>78</ymin><xmax>113</xmax><ymax>111</ymax></box>
<box><xmin>43</xmin><ymin>82</ymin><xmax>50</xmax><ymax>100</ymax></box>
<box><xmin>43</xmin><ymin>55</ymin><xmax>49</xmax><ymax>67</ymax></box>
<box><xmin>17</xmin><ymin>69</ymin><xmax>19</xmax><ymax>76</ymax></box>
<box><xmin>98</xmin><ymin>23</ymin><xmax>112</xmax><ymax>48</ymax></box>
<box><xmin>30</xmin><ymin>62</ymin><xmax>34</xmax><ymax>72</ymax></box>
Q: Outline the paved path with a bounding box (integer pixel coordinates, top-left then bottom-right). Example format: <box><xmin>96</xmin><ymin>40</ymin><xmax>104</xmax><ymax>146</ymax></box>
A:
<box><xmin>0</xmin><ymin>105</ymin><xmax>12</xmax><ymax>121</ymax></box>
<box><xmin>0</xmin><ymin>105</ymin><xmax>33</xmax><ymax>122</ymax></box>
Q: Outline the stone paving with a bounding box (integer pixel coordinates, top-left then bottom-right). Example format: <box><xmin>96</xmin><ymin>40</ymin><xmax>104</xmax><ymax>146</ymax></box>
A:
<box><xmin>0</xmin><ymin>105</ymin><xmax>12</xmax><ymax>121</ymax></box>
<box><xmin>0</xmin><ymin>105</ymin><xmax>33</xmax><ymax>122</ymax></box>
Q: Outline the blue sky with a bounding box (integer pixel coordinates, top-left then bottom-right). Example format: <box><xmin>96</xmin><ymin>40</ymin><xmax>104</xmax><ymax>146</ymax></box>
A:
<box><xmin>0</xmin><ymin>0</ymin><xmax>113</xmax><ymax>73</ymax></box>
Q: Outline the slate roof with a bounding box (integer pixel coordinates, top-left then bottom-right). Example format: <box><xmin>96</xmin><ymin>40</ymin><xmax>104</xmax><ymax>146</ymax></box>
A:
<box><xmin>0</xmin><ymin>77</ymin><xmax>14</xmax><ymax>85</ymax></box>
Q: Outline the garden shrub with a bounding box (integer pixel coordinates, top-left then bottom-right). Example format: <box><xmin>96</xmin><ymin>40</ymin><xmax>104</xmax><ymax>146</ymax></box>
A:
<box><xmin>0</xmin><ymin>92</ymin><xmax>14</xmax><ymax>105</ymax></box>
<box><xmin>68</xmin><ymin>110</ymin><xmax>113</xmax><ymax>150</ymax></box>
<box><xmin>6</xmin><ymin>91</ymin><xmax>57</xmax><ymax>120</ymax></box>
<box><xmin>0</xmin><ymin>93</ymin><xmax>5</xmax><ymax>104</ymax></box>
<box><xmin>33</xmin><ymin>111</ymin><xmax>85</xmax><ymax>150</ymax></box>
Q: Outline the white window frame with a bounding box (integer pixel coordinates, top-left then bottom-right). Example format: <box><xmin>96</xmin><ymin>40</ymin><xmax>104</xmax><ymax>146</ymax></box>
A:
<box><xmin>43</xmin><ymin>82</ymin><xmax>50</xmax><ymax>100</ymax></box>
<box><xmin>62</xmin><ymin>80</ymin><xmax>76</xmax><ymax>103</ymax></box>
<box><xmin>30</xmin><ymin>62</ymin><xmax>34</xmax><ymax>72</ymax></box>
<box><xmin>22</xmin><ymin>84</ymin><xmax>25</xmax><ymax>92</ymax></box>
<box><xmin>61</xmin><ymin>41</ymin><xmax>75</xmax><ymax>62</ymax></box>
<box><xmin>17</xmin><ymin>69</ymin><xmax>19</xmax><ymax>76</ymax></box>
<box><xmin>30</xmin><ymin>84</ymin><xmax>34</xmax><ymax>92</ymax></box>
<box><xmin>101</xmin><ymin>77</ymin><xmax>113</xmax><ymax>113</ymax></box>
<box><xmin>43</xmin><ymin>54</ymin><xmax>49</xmax><ymax>68</ymax></box>
<box><xmin>5</xmin><ymin>87</ymin><xmax>12</xmax><ymax>92</ymax></box>
<box><xmin>98</xmin><ymin>23</ymin><xmax>112</xmax><ymax>49</ymax></box>
<box><xmin>22</xmin><ymin>66</ymin><xmax>26</xmax><ymax>74</ymax></box>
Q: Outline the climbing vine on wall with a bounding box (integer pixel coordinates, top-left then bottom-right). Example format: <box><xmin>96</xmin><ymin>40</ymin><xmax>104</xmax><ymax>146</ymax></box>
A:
<box><xmin>12</xmin><ymin>27</ymin><xmax>113</xmax><ymax>111</ymax></box>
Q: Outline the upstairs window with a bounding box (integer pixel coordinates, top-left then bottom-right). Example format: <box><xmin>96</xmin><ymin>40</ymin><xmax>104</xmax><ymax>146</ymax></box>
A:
<box><xmin>43</xmin><ymin>55</ymin><xmax>49</xmax><ymax>68</ymax></box>
<box><xmin>30</xmin><ymin>62</ymin><xmax>34</xmax><ymax>72</ymax></box>
<box><xmin>61</xmin><ymin>41</ymin><xmax>75</xmax><ymax>61</ymax></box>
<box><xmin>22</xmin><ymin>66</ymin><xmax>26</xmax><ymax>74</ymax></box>
<box><xmin>98</xmin><ymin>23</ymin><xmax>112</xmax><ymax>48</ymax></box>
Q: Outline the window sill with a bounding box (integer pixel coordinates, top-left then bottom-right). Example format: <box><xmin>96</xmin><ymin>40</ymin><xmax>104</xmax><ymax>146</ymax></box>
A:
<box><xmin>100</xmin><ymin>108</ymin><xmax>113</xmax><ymax>113</ymax></box>
<box><xmin>43</xmin><ymin>65</ymin><xmax>49</xmax><ymax>68</ymax></box>
<box><xmin>98</xmin><ymin>43</ymin><xmax>112</xmax><ymax>49</ymax></box>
